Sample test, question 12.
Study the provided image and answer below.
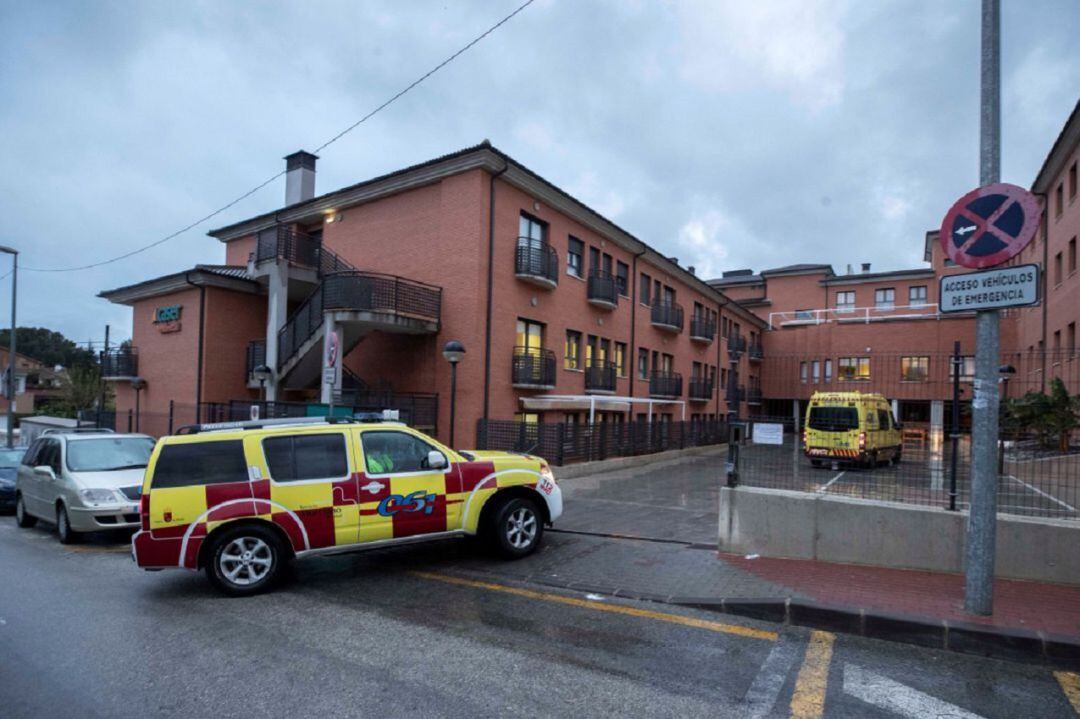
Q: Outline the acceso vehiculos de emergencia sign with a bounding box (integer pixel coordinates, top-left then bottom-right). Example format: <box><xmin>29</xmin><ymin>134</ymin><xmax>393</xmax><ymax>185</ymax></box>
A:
<box><xmin>939</xmin><ymin>263</ymin><xmax>1040</xmax><ymax>313</ymax></box>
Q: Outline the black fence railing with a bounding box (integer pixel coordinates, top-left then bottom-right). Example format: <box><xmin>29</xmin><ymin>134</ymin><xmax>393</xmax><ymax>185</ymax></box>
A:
<box><xmin>727</xmin><ymin>333</ymin><xmax>747</xmax><ymax>356</ymax></box>
<box><xmin>688</xmin><ymin>377</ymin><xmax>714</xmax><ymax>401</ymax></box>
<box><xmin>101</xmin><ymin>348</ymin><xmax>137</xmax><ymax>378</ymax></box>
<box><xmin>514</xmin><ymin>239</ymin><xmax>558</xmax><ymax>287</ymax></box>
<box><xmin>649</xmin><ymin>370</ymin><xmax>683</xmax><ymax>398</ymax></box>
<box><xmin>690</xmin><ymin>315</ymin><xmax>716</xmax><ymax>341</ymax></box>
<box><xmin>246</xmin><ymin>340</ymin><xmax>266</xmax><ymax>378</ymax></box>
<box><xmin>651</xmin><ymin>301</ymin><xmax>684</xmax><ymax>332</ymax></box>
<box><xmin>477</xmin><ymin>418</ymin><xmax>729</xmax><ymax>465</ymax></box>
<box><xmin>512</xmin><ymin>346</ymin><xmax>556</xmax><ymax>388</ymax></box>
<box><xmin>277</xmin><ymin>285</ymin><xmax>324</xmax><ymax>369</ymax></box>
<box><xmin>585</xmin><ymin>359</ymin><xmax>617</xmax><ymax>393</ymax></box>
<box><xmin>586</xmin><ymin>269</ymin><xmax>619</xmax><ymax>307</ymax></box>
<box><xmin>255</xmin><ymin>226</ymin><xmax>321</xmax><ymax>268</ymax></box>
<box><xmin>747</xmin><ymin>386</ymin><xmax>763</xmax><ymax>404</ymax></box>
<box><xmin>727</xmin><ymin>384</ymin><xmax>746</xmax><ymax>404</ymax></box>
<box><xmin>748</xmin><ymin>342</ymin><xmax>764</xmax><ymax>361</ymax></box>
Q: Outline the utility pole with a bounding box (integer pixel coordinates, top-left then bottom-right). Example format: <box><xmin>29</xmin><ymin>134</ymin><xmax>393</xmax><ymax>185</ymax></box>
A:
<box><xmin>964</xmin><ymin>0</ymin><xmax>1000</xmax><ymax>616</ymax></box>
<box><xmin>99</xmin><ymin>325</ymin><xmax>109</xmax><ymax>429</ymax></box>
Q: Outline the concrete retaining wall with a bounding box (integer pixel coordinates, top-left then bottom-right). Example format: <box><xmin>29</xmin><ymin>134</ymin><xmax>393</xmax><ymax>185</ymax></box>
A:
<box><xmin>719</xmin><ymin>486</ymin><xmax>1080</xmax><ymax>586</ymax></box>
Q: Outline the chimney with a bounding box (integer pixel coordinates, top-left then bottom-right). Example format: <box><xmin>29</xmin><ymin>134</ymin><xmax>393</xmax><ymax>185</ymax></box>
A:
<box><xmin>846</xmin><ymin>264</ymin><xmax>853</xmax><ymax>275</ymax></box>
<box><xmin>284</xmin><ymin>150</ymin><xmax>318</xmax><ymax>205</ymax></box>
<box><xmin>687</xmin><ymin>266</ymin><xmax>696</xmax><ymax>276</ymax></box>
<box><xmin>861</xmin><ymin>262</ymin><xmax>871</xmax><ymax>273</ymax></box>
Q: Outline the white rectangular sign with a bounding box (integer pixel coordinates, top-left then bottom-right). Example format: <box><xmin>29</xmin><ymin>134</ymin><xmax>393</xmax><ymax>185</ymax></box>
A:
<box><xmin>939</xmin><ymin>263</ymin><xmax>1040</xmax><ymax>313</ymax></box>
<box><xmin>752</xmin><ymin>422</ymin><xmax>784</xmax><ymax>445</ymax></box>
<box><xmin>322</xmin><ymin>367</ymin><xmax>338</xmax><ymax>385</ymax></box>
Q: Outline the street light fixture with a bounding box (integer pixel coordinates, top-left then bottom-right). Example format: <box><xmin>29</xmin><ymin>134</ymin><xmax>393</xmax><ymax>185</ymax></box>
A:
<box><xmin>442</xmin><ymin>340</ymin><xmax>466</xmax><ymax>448</ymax></box>
<box><xmin>0</xmin><ymin>245</ymin><xmax>17</xmax><ymax>449</ymax></box>
<box><xmin>252</xmin><ymin>364</ymin><xmax>273</xmax><ymax>402</ymax></box>
<box><xmin>131</xmin><ymin>377</ymin><xmax>147</xmax><ymax>433</ymax></box>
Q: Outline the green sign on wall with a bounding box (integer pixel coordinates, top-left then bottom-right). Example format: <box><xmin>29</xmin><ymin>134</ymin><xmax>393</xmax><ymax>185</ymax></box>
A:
<box><xmin>154</xmin><ymin>305</ymin><xmax>182</xmax><ymax>323</ymax></box>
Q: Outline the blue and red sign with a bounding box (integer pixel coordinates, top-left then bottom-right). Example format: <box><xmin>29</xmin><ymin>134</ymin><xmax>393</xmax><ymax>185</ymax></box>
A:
<box><xmin>939</xmin><ymin>183</ymin><xmax>1041</xmax><ymax>269</ymax></box>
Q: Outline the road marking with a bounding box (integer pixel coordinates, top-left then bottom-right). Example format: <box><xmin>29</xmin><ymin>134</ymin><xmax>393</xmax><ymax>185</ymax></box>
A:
<box><xmin>790</xmin><ymin>630</ymin><xmax>835</xmax><ymax>718</ymax></box>
<box><xmin>741</xmin><ymin>632</ymin><xmax>802</xmax><ymax>718</ymax></box>
<box><xmin>410</xmin><ymin>571</ymin><xmax>778</xmax><ymax>642</ymax></box>
<box><xmin>1056</xmin><ymin>671</ymin><xmax>1080</xmax><ymax>715</ymax></box>
<box><xmin>843</xmin><ymin>663</ymin><xmax>985</xmax><ymax>718</ymax></box>
<box><xmin>1005</xmin><ymin>475</ymin><xmax>1078</xmax><ymax>513</ymax></box>
<box><xmin>818</xmin><ymin>472</ymin><xmax>846</xmax><ymax>493</ymax></box>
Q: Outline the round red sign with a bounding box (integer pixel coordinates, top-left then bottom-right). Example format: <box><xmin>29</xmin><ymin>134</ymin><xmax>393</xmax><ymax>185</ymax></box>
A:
<box><xmin>939</xmin><ymin>182</ymin><xmax>1041</xmax><ymax>269</ymax></box>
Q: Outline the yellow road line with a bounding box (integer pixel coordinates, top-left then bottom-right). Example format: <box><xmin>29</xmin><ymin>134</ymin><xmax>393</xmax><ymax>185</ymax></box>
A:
<box><xmin>410</xmin><ymin>570</ymin><xmax>778</xmax><ymax>642</ymax></box>
<box><xmin>790</xmin><ymin>630</ymin><xmax>836</xmax><ymax>719</ymax></box>
<box><xmin>1056</xmin><ymin>671</ymin><xmax>1080</xmax><ymax>715</ymax></box>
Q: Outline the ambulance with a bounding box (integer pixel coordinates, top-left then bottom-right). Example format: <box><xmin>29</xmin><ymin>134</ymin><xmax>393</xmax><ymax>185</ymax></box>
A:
<box><xmin>131</xmin><ymin>414</ymin><xmax>562</xmax><ymax>595</ymax></box>
<box><xmin>803</xmin><ymin>391</ymin><xmax>902</xmax><ymax>467</ymax></box>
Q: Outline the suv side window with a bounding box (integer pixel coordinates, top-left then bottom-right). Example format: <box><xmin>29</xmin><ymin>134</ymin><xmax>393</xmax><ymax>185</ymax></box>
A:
<box><xmin>263</xmin><ymin>433</ymin><xmax>348</xmax><ymax>482</ymax></box>
<box><xmin>37</xmin><ymin>440</ymin><xmax>61</xmax><ymax>474</ymax></box>
<box><xmin>361</xmin><ymin>430</ymin><xmax>442</xmax><ymax>475</ymax></box>
<box><xmin>151</xmin><ymin>440</ymin><xmax>248</xmax><ymax>489</ymax></box>
<box><xmin>22</xmin><ymin>440</ymin><xmax>42</xmax><ymax>467</ymax></box>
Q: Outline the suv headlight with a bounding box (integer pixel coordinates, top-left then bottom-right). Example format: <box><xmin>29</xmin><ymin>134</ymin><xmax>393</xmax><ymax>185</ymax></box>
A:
<box><xmin>0</xmin><ymin>475</ymin><xmax>14</xmax><ymax>488</ymax></box>
<box><xmin>540</xmin><ymin>464</ymin><xmax>556</xmax><ymax>485</ymax></box>
<box><xmin>79</xmin><ymin>488</ymin><xmax>123</xmax><ymax>507</ymax></box>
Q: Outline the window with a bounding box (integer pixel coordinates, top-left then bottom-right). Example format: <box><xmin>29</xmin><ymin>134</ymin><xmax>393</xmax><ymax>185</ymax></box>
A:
<box><xmin>514</xmin><ymin>412</ymin><xmax>540</xmax><ymax>424</ymax></box>
<box><xmin>1054</xmin><ymin>330</ymin><xmax>1061</xmax><ymax>352</ymax></box>
<box><xmin>877</xmin><ymin>409</ymin><xmax>891</xmax><ymax>430</ymax></box>
<box><xmin>874</xmin><ymin>288</ymin><xmax>895</xmax><ymax>309</ymax></box>
<box><xmin>589</xmin><ymin>246</ymin><xmax>600</xmax><ymax>273</ymax></box>
<box><xmin>602</xmin><ymin>253</ymin><xmax>613</xmax><ymax>276</ymax></box>
<box><xmin>909</xmin><ymin>286</ymin><xmax>928</xmax><ymax>306</ymax></box>
<box><xmin>692</xmin><ymin>361</ymin><xmax>703</xmax><ymax>379</ymax></box>
<box><xmin>637</xmin><ymin>348</ymin><xmax>649</xmax><ymax>379</ymax></box>
<box><xmin>653</xmin><ymin>279</ymin><xmax>661</xmax><ymax>307</ymax></box>
<box><xmin>800</xmin><ymin>361</ymin><xmax>808</xmax><ymax>383</ymax></box>
<box><xmin>811</xmin><ymin>360</ymin><xmax>820</xmax><ymax>383</ymax></box>
<box><xmin>1070</xmin><ymin>161</ymin><xmax>1077</xmax><ymax>200</ymax></box>
<box><xmin>361</xmin><ymin>431</ymin><xmax>442</xmax><ymax>475</ymax></box>
<box><xmin>263</xmin><ymin>433</ymin><xmax>348</xmax><ymax>482</ymax></box>
<box><xmin>151</xmin><ymin>440</ymin><xmax>248</xmax><ymax>489</ymax></box>
<box><xmin>567</xmin><ymin>237</ymin><xmax>584</xmax><ymax>278</ymax></box>
<box><xmin>1055</xmin><ymin>252</ymin><xmax>1063</xmax><ymax>285</ymax></box>
<box><xmin>661</xmin><ymin>353</ymin><xmax>674</xmax><ymax>373</ymax></box>
<box><xmin>639</xmin><ymin>273</ymin><xmax>651</xmax><ymax>305</ymax></box>
<box><xmin>809</xmin><ymin>407</ymin><xmax>858</xmax><ymax>431</ymax></box>
<box><xmin>824</xmin><ymin>359</ymin><xmax>833</xmax><ymax>383</ymax></box>
<box><xmin>662</xmin><ymin>285</ymin><xmax>675</xmax><ymax>306</ymax></box>
<box><xmin>614</xmin><ymin>342</ymin><xmax>627</xmax><ymax>377</ymax></box>
<box><xmin>838</xmin><ymin>357</ymin><xmax>870</xmax><ymax>381</ymax></box>
<box><xmin>952</xmin><ymin>356</ymin><xmax>975</xmax><ymax>381</ymax></box>
<box><xmin>721</xmin><ymin>316</ymin><xmax>729</xmax><ymax>338</ymax></box>
<box><xmin>616</xmin><ymin>261</ymin><xmax>629</xmax><ymax>296</ymax></box>
<box><xmin>1069</xmin><ymin>237</ymin><xmax>1077</xmax><ymax>275</ymax></box>
<box><xmin>720</xmin><ymin>368</ymin><xmax>728</xmax><ymax>389</ymax></box>
<box><xmin>516</xmin><ymin>318</ymin><xmax>544</xmax><ymax>351</ymax></box>
<box><xmin>564</xmin><ymin>330</ymin><xmax>582</xmax><ymax>370</ymax></box>
<box><xmin>835</xmin><ymin>291</ymin><xmax>855</xmax><ymax>312</ymax></box>
<box><xmin>67</xmin><ymin>437</ymin><xmax>155</xmax><ymax>473</ymax></box>
<box><xmin>585</xmin><ymin>335</ymin><xmax>608</xmax><ymax>365</ymax></box>
<box><xmin>1068</xmin><ymin>322</ymin><xmax>1076</xmax><ymax>357</ymax></box>
<box><xmin>900</xmin><ymin>356</ymin><xmax>929</xmax><ymax>382</ymax></box>
<box><xmin>1056</xmin><ymin>182</ymin><xmax>1064</xmax><ymax>216</ymax></box>
<box><xmin>519</xmin><ymin>213</ymin><xmax>546</xmax><ymax>243</ymax></box>
<box><xmin>794</xmin><ymin>309</ymin><xmax>814</xmax><ymax>320</ymax></box>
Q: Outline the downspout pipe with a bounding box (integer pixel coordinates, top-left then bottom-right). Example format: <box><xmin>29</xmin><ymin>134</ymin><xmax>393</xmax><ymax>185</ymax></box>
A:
<box><xmin>184</xmin><ymin>272</ymin><xmax>207</xmax><ymax>422</ymax></box>
<box><xmin>628</xmin><ymin>249</ymin><xmax>647</xmax><ymax>401</ymax></box>
<box><xmin>482</xmin><ymin>160</ymin><xmax>509</xmax><ymax>422</ymax></box>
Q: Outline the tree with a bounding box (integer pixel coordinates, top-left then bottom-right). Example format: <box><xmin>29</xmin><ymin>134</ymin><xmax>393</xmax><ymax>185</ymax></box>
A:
<box><xmin>0</xmin><ymin>327</ymin><xmax>96</xmax><ymax>368</ymax></box>
<box><xmin>1004</xmin><ymin>378</ymin><xmax>1078</xmax><ymax>452</ymax></box>
<box><xmin>46</xmin><ymin>364</ymin><xmax>111</xmax><ymax>419</ymax></box>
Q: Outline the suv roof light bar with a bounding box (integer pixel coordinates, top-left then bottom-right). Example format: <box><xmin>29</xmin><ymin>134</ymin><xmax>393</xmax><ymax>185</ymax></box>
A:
<box><xmin>42</xmin><ymin>427</ymin><xmax>116</xmax><ymax>436</ymax></box>
<box><xmin>176</xmin><ymin>410</ymin><xmax>401</xmax><ymax>435</ymax></box>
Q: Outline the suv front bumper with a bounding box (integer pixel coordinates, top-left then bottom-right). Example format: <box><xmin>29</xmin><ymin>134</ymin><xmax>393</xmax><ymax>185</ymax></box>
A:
<box><xmin>69</xmin><ymin>504</ymin><xmax>142</xmax><ymax>532</ymax></box>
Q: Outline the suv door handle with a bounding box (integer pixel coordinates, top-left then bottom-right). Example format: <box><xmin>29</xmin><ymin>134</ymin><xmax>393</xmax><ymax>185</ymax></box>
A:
<box><xmin>360</xmin><ymin>480</ymin><xmax>386</xmax><ymax>495</ymax></box>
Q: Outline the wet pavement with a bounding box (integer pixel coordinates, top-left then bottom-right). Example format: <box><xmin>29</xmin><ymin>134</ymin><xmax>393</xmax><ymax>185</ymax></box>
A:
<box><xmin>2</xmin><ymin>519</ymin><xmax>1079</xmax><ymax>718</ymax></box>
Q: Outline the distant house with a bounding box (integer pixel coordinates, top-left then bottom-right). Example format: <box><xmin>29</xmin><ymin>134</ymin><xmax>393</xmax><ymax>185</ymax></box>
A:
<box><xmin>0</xmin><ymin>347</ymin><xmax>65</xmax><ymax>414</ymax></box>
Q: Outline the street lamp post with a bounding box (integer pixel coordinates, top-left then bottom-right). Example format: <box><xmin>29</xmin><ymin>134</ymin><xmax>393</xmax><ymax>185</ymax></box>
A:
<box><xmin>442</xmin><ymin>340</ymin><xmax>466</xmax><ymax>448</ymax></box>
<box><xmin>0</xmin><ymin>246</ymin><xmax>17</xmax><ymax>449</ymax></box>
<box><xmin>131</xmin><ymin>377</ymin><xmax>147</xmax><ymax>433</ymax></box>
<box><xmin>252</xmin><ymin>364</ymin><xmax>273</xmax><ymax>403</ymax></box>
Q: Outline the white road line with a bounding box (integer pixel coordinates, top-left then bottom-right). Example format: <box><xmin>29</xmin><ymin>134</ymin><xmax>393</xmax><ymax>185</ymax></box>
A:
<box><xmin>1005</xmin><ymin>475</ymin><xmax>1078</xmax><ymax>513</ymax></box>
<box><xmin>819</xmin><ymin>472</ymin><xmax>846</xmax><ymax>493</ymax></box>
<box><xmin>843</xmin><ymin>663</ymin><xmax>986</xmax><ymax>719</ymax></box>
<box><xmin>740</xmin><ymin>633</ymin><xmax>802</xmax><ymax>718</ymax></box>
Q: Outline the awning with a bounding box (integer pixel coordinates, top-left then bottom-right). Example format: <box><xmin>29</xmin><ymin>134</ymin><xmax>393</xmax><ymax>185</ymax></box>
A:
<box><xmin>518</xmin><ymin>394</ymin><xmax>686</xmax><ymax>422</ymax></box>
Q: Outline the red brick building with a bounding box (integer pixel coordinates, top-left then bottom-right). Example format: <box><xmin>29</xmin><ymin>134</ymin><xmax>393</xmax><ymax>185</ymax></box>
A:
<box><xmin>101</xmin><ymin>144</ymin><xmax>764</xmax><ymax>445</ymax></box>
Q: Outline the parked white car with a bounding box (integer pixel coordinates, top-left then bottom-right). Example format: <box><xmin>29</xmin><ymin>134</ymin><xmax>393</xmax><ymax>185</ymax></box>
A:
<box><xmin>14</xmin><ymin>429</ymin><xmax>156</xmax><ymax>543</ymax></box>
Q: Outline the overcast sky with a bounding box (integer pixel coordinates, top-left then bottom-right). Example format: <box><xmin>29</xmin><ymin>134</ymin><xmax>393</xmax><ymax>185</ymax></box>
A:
<box><xmin>1</xmin><ymin>0</ymin><xmax>1077</xmax><ymax>347</ymax></box>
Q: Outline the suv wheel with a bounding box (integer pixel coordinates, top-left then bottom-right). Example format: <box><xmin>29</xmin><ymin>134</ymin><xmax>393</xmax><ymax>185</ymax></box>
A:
<box><xmin>489</xmin><ymin>496</ymin><xmax>543</xmax><ymax>559</ymax></box>
<box><xmin>56</xmin><ymin>504</ymin><xmax>77</xmax><ymax>544</ymax></box>
<box><xmin>15</xmin><ymin>495</ymin><xmax>36</xmax><ymax>528</ymax></box>
<box><xmin>207</xmin><ymin>525</ymin><xmax>284</xmax><ymax>597</ymax></box>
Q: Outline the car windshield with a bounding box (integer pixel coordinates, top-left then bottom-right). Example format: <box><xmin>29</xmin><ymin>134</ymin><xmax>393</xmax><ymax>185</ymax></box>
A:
<box><xmin>809</xmin><ymin>406</ymin><xmax>859</xmax><ymax>432</ymax></box>
<box><xmin>0</xmin><ymin>448</ymin><xmax>26</xmax><ymax>468</ymax></box>
<box><xmin>66</xmin><ymin>437</ymin><xmax>156</xmax><ymax>473</ymax></box>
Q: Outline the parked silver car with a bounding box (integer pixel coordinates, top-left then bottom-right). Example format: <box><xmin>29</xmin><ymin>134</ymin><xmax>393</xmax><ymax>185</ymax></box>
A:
<box><xmin>14</xmin><ymin>429</ymin><xmax>156</xmax><ymax>543</ymax></box>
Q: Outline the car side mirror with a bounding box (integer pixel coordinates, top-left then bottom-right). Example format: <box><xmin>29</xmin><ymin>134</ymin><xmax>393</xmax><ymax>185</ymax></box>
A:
<box><xmin>426</xmin><ymin>450</ymin><xmax>448</xmax><ymax>470</ymax></box>
<box><xmin>34</xmin><ymin>465</ymin><xmax>56</xmax><ymax>479</ymax></box>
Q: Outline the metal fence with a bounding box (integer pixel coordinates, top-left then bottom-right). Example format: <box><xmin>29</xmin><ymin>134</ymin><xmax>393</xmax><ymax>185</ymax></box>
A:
<box><xmin>477</xmin><ymin>418</ymin><xmax>729</xmax><ymax>466</ymax></box>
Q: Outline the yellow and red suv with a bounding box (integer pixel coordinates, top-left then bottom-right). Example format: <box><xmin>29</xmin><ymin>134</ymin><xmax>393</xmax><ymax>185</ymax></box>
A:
<box><xmin>803</xmin><ymin>391</ymin><xmax>902</xmax><ymax>467</ymax></box>
<box><xmin>132</xmin><ymin>414</ymin><xmax>562</xmax><ymax>595</ymax></box>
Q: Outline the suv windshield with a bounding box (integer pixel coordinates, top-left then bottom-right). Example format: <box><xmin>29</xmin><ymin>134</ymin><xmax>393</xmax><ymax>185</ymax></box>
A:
<box><xmin>809</xmin><ymin>406</ymin><xmax>859</xmax><ymax>432</ymax></box>
<box><xmin>66</xmin><ymin>437</ymin><xmax>156</xmax><ymax>473</ymax></box>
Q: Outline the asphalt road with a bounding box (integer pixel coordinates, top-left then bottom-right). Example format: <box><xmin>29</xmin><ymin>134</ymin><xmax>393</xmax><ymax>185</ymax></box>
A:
<box><xmin>1</xmin><ymin>520</ymin><xmax>1077</xmax><ymax>718</ymax></box>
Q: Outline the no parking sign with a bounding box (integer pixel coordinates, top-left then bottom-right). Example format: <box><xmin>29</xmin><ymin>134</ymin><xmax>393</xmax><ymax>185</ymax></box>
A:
<box><xmin>939</xmin><ymin>182</ymin><xmax>1041</xmax><ymax>269</ymax></box>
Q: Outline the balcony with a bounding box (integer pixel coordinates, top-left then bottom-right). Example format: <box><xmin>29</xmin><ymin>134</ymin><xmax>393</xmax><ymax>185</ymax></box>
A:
<box><xmin>254</xmin><ymin>226</ymin><xmax>322</xmax><ymax>268</ymax></box>
<box><xmin>688</xmin><ymin>377</ymin><xmax>714</xmax><ymax>402</ymax></box>
<box><xmin>101</xmin><ymin>347</ymin><xmax>137</xmax><ymax>380</ymax></box>
<box><xmin>511</xmin><ymin>347</ymin><xmax>556</xmax><ymax>390</ymax></box>
<box><xmin>689</xmin><ymin>315</ymin><xmax>716</xmax><ymax>343</ymax></box>
<box><xmin>766</xmin><ymin>303</ymin><xmax>949</xmax><ymax>330</ymax></box>
<box><xmin>584</xmin><ymin>359</ymin><xmax>617</xmax><ymax>394</ymax></box>
<box><xmin>650</xmin><ymin>301</ymin><xmax>684</xmax><ymax>333</ymax></box>
<box><xmin>649</xmin><ymin>370</ymin><xmax>683</xmax><ymax>399</ymax></box>
<box><xmin>514</xmin><ymin>239</ymin><xmax>558</xmax><ymax>290</ymax></box>
<box><xmin>726</xmin><ymin>384</ymin><xmax>745</xmax><ymax>404</ymax></box>
<box><xmin>727</xmin><ymin>333</ymin><xmax>746</xmax><ymax>357</ymax></box>
<box><xmin>747</xmin><ymin>386</ymin><xmax>763</xmax><ymax>405</ymax></box>
<box><xmin>748</xmin><ymin>341</ymin><xmax>764</xmax><ymax>362</ymax></box>
<box><xmin>586</xmin><ymin>269</ymin><xmax>618</xmax><ymax>309</ymax></box>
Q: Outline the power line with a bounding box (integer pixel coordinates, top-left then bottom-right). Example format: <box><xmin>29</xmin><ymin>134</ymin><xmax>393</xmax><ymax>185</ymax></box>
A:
<box><xmin>23</xmin><ymin>0</ymin><xmax>536</xmax><ymax>274</ymax></box>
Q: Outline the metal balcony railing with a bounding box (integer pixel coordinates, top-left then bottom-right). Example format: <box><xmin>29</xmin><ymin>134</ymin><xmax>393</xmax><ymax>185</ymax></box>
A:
<box><xmin>727</xmin><ymin>333</ymin><xmax>746</xmax><ymax>356</ymax></box>
<box><xmin>747</xmin><ymin>386</ymin><xmax>763</xmax><ymax>404</ymax></box>
<box><xmin>748</xmin><ymin>341</ymin><xmax>764</xmax><ymax>361</ymax></box>
<box><xmin>649</xmin><ymin>370</ymin><xmax>683</xmax><ymax>398</ymax></box>
<box><xmin>650</xmin><ymin>301</ymin><xmax>684</xmax><ymax>332</ymax></box>
<box><xmin>246</xmin><ymin>340</ymin><xmax>266</xmax><ymax>379</ymax></box>
<box><xmin>727</xmin><ymin>384</ymin><xmax>746</xmax><ymax>404</ymax></box>
<box><xmin>514</xmin><ymin>238</ymin><xmax>558</xmax><ymax>288</ymax></box>
<box><xmin>585</xmin><ymin>359</ymin><xmax>617</xmax><ymax>393</ymax></box>
<box><xmin>253</xmin><ymin>226</ymin><xmax>357</xmax><ymax>276</ymax></box>
<box><xmin>586</xmin><ymin>269</ymin><xmax>619</xmax><ymax>308</ymax></box>
<box><xmin>511</xmin><ymin>346</ymin><xmax>556</xmax><ymax>388</ymax></box>
<box><xmin>766</xmin><ymin>303</ymin><xmax>949</xmax><ymax>330</ymax></box>
<box><xmin>688</xmin><ymin>377</ymin><xmax>714</xmax><ymax>401</ymax></box>
<box><xmin>101</xmin><ymin>347</ymin><xmax>137</xmax><ymax>379</ymax></box>
<box><xmin>690</xmin><ymin>315</ymin><xmax>716</xmax><ymax>342</ymax></box>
